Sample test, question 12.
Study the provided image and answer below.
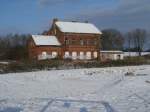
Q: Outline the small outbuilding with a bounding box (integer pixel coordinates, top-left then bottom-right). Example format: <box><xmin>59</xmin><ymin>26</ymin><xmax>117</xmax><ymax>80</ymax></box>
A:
<box><xmin>100</xmin><ymin>51</ymin><xmax>124</xmax><ymax>61</ymax></box>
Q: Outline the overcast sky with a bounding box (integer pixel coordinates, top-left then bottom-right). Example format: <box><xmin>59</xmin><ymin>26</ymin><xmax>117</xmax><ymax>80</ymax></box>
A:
<box><xmin>0</xmin><ymin>0</ymin><xmax>150</xmax><ymax>35</ymax></box>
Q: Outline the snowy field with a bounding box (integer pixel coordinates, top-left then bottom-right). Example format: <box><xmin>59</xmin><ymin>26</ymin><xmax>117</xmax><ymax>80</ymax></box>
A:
<box><xmin>0</xmin><ymin>65</ymin><xmax>150</xmax><ymax>112</ymax></box>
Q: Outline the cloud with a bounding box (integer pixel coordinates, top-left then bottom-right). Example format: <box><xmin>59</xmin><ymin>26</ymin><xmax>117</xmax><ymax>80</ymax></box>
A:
<box><xmin>39</xmin><ymin>0</ymin><xmax>65</xmax><ymax>5</ymax></box>
<box><xmin>34</xmin><ymin>0</ymin><xmax>150</xmax><ymax>32</ymax></box>
<box><xmin>38</xmin><ymin>0</ymin><xmax>82</xmax><ymax>6</ymax></box>
<box><xmin>117</xmin><ymin>0</ymin><xmax>150</xmax><ymax>15</ymax></box>
<box><xmin>74</xmin><ymin>0</ymin><xmax>150</xmax><ymax>31</ymax></box>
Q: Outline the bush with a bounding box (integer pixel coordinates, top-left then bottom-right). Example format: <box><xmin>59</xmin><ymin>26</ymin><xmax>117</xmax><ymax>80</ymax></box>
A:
<box><xmin>0</xmin><ymin>56</ymin><xmax>149</xmax><ymax>74</ymax></box>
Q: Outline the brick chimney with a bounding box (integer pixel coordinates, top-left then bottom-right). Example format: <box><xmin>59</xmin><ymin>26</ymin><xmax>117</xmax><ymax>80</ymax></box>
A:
<box><xmin>53</xmin><ymin>18</ymin><xmax>58</xmax><ymax>24</ymax></box>
<box><xmin>52</xmin><ymin>18</ymin><xmax>58</xmax><ymax>35</ymax></box>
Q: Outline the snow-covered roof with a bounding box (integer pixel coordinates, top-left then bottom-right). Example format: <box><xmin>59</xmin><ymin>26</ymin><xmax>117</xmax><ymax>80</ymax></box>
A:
<box><xmin>55</xmin><ymin>21</ymin><xmax>102</xmax><ymax>34</ymax></box>
<box><xmin>101</xmin><ymin>50</ymin><xmax>123</xmax><ymax>53</ymax></box>
<box><xmin>32</xmin><ymin>35</ymin><xmax>61</xmax><ymax>46</ymax></box>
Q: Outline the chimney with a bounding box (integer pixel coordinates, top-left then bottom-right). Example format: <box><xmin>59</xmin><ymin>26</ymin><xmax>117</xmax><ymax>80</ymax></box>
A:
<box><xmin>52</xmin><ymin>18</ymin><xmax>58</xmax><ymax>35</ymax></box>
<box><xmin>53</xmin><ymin>18</ymin><xmax>58</xmax><ymax>24</ymax></box>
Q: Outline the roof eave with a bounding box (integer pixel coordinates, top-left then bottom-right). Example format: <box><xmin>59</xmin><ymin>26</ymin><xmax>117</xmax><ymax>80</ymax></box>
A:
<box><xmin>36</xmin><ymin>45</ymin><xmax>61</xmax><ymax>46</ymax></box>
<box><xmin>60</xmin><ymin>31</ymin><xmax>102</xmax><ymax>35</ymax></box>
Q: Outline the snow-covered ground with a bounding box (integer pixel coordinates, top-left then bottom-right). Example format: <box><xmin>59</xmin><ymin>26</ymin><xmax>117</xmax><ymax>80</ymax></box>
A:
<box><xmin>0</xmin><ymin>65</ymin><xmax>150</xmax><ymax>112</ymax></box>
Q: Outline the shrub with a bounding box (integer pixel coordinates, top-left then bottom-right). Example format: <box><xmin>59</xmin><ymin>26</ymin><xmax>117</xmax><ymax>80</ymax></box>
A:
<box><xmin>0</xmin><ymin>56</ymin><xmax>149</xmax><ymax>74</ymax></box>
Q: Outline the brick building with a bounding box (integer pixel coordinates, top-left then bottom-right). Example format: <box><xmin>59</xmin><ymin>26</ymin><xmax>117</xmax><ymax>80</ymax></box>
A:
<box><xmin>28</xmin><ymin>19</ymin><xmax>102</xmax><ymax>60</ymax></box>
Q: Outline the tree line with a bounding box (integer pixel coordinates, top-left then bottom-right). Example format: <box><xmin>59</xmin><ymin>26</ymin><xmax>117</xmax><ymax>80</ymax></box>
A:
<box><xmin>101</xmin><ymin>29</ymin><xmax>148</xmax><ymax>56</ymax></box>
<box><xmin>0</xmin><ymin>34</ymin><xmax>30</xmax><ymax>60</ymax></box>
<box><xmin>0</xmin><ymin>28</ymin><xmax>148</xmax><ymax>60</ymax></box>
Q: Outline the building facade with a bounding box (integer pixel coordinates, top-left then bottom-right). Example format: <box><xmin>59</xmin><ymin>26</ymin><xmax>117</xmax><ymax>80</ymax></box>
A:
<box><xmin>28</xmin><ymin>19</ymin><xmax>102</xmax><ymax>60</ymax></box>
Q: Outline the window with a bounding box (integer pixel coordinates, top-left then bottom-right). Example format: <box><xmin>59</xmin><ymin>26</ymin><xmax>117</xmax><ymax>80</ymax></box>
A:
<box><xmin>72</xmin><ymin>52</ymin><xmax>77</xmax><ymax>60</ymax></box>
<box><xmin>79</xmin><ymin>52</ymin><xmax>84</xmax><ymax>60</ymax></box>
<box><xmin>52</xmin><ymin>52</ymin><xmax>58</xmax><ymax>58</ymax></box>
<box><xmin>64</xmin><ymin>51</ymin><xmax>70</xmax><ymax>58</ymax></box>
<box><xmin>86</xmin><ymin>52</ymin><xmax>91</xmax><ymax>59</ymax></box>
<box><xmin>87</xmin><ymin>40</ymin><xmax>90</xmax><ymax>45</ymax></box>
<box><xmin>71</xmin><ymin>39</ymin><xmax>78</xmax><ymax>45</ymax></box>
<box><xmin>41</xmin><ymin>51</ymin><xmax>47</xmax><ymax>60</ymax></box>
<box><xmin>71</xmin><ymin>39</ymin><xmax>75</xmax><ymax>45</ymax></box>
<box><xmin>93</xmin><ymin>52</ymin><xmax>98</xmax><ymax>58</ymax></box>
<box><xmin>80</xmin><ymin>40</ymin><xmax>84</xmax><ymax>45</ymax></box>
<box><xmin>94</xmin><ymin>39</ymin><xmax>97</xmax><ymax>45</ymax></box>
<box><xmin>65</xmin><ymin>38</ymin><xmax>69</xmax><ymax>45</ymax></box>
<box><xmin>86</xmin><ymin>39</ymin><xmax>97</xmax><ymax>45</ymax></box>
<box><xmin>42</xmin><ymin>51</ymin><xmax>47</xmax><ymax>56</ymax></box>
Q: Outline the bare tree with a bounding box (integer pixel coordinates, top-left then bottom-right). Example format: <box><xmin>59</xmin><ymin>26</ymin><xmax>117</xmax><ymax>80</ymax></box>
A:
<box><xmin>127</xmin><ymin>32</ymin><xmax>132</xmax><ymax>51</ymax></box>
<box><xmin>126</xmin><ymin>31</ymin><xmax>133</xmax><ymax>56</ymax></box>
<box><xmin>101</xmin><ymin>29</ymin><xmax>124</xmax><ymax>50</ymax></box>
<box><xmin>132</xmin><ymin>29</ymin><xmax>147</xmax><ymax>56</ymax></box>
<box><xmin>0</xmin><ymin>34</ymin><xmax>29</xmax><ymax>60</ymax></box>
